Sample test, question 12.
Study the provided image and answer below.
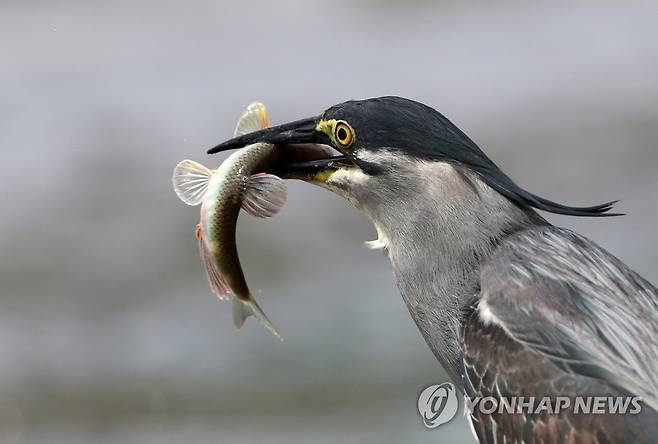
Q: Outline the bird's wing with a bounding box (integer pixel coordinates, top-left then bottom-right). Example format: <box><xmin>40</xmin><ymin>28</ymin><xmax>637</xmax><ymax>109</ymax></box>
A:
<box><xmin>477</xmin><ymin>226</ymin><xmax>658</xmax><ymax>407</ymax></box>
<box><xmin>462</xmin><ymin>303</ymin><xmax>657</xmax><ymax>444</ymax></box>
<box><xmin>461</xmin><ymin>226</ymin><xmax>658</xmax><ymax>443</ymax></box>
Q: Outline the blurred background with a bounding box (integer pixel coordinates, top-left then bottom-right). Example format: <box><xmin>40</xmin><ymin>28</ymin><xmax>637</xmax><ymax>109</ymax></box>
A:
<box><xmin>2</xmin><ymin>1</ymin><xmax>658</xmax><ymax>443</ymax></box>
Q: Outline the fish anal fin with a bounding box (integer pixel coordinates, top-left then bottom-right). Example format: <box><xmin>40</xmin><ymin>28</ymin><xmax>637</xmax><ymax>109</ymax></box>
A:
<box><xmin>195</xmin><ymin>225</ymin><xmax>231</xmax><ymax>300</ymax></box>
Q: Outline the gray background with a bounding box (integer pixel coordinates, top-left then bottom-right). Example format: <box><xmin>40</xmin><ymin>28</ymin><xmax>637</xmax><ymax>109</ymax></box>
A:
<box><xmin>2</xmin><ymin>1</ymin><xmax>658</xmax><ymax>443</ymax></box>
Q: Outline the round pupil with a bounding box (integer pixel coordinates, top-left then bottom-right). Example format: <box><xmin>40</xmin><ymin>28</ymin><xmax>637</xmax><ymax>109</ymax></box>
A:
<box><xmin>337</xmin><ymin>127</ymin><xmax>348</xmax><ymax>142</ymax></box>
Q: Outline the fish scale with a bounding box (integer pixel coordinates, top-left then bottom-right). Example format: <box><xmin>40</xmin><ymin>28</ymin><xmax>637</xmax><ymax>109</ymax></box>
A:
<box><xmin>203</xmin><ymin>142</ymin><xmax>282</xmax><ymax>299</ymax></box>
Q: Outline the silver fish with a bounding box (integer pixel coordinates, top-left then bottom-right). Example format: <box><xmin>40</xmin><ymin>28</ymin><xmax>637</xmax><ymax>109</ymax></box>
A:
<box><xmin>173</xmin><ymin>102</ymin><xmax>286</xmax><ymax>339</ymax></box>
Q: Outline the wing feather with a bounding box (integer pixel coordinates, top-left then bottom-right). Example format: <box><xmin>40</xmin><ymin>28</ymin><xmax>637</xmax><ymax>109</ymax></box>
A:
<box><xmin>477</xmin><ymin>226</ymin><xmax>658</xmax><ymax>410</ymax></box>
<box><xmin>461</xmin><ymin>226</ymin><xmax>658</xmax><ymax>443</ymax></box>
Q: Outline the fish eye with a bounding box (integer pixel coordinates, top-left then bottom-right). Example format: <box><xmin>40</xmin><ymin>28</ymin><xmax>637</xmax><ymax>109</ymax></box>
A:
<box><xmin>334</xmin><ymin>121</ymin><xmax>354</xmax><ymax>148</ymax></box>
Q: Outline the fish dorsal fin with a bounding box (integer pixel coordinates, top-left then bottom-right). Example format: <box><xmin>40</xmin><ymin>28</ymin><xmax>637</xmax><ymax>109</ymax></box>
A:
<box><xmin>172</xmin><ymin>160</ymin><xmax>212</xmax><ymax>206</ymax></box>
<box><xmin>234</xmin><ymin>102</ymin><xmax>269</xmax><ymax>136</ymax></box>
<box><xmin>242</xmin><ymin>173</ymin><xmax>287</xmax><ymax>218</ymax></box>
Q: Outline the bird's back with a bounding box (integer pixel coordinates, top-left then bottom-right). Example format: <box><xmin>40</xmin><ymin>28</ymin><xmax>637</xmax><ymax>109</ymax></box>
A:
<box><xmin>462</xmin><ymin>225</ymin><xmax>658</xmax><ymax>443</ymax></box>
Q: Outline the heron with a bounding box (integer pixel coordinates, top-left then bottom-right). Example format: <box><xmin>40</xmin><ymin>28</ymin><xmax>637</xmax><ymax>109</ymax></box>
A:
<box><xmin>209</xmin><ymin>96</ymin><xmax>658</xmax><ymax>443</ymax></box>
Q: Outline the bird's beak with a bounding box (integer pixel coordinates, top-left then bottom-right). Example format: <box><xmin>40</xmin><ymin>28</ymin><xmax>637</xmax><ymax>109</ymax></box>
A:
<box><xmin>207</xmin><ymin>115</ymin><xmax>354</xmax><ymax>183</ymax></box>
<box><xmin>279</xmin><ymin>154</ymin><xmax>353</xmax><ymax>183</ymax></box>
<box><xmin>208</xmin><ymin>116</ymin><xmax>325</xmax><ymax>153</ymax></box>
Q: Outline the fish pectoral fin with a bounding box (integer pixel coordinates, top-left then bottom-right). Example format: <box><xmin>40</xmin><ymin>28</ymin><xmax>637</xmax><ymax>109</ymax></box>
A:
<box><xmin>196</xmin><ymin>225</ymin><xmax>231</xmax><ymax>299</ymax></box>
<box><xmin>232</xmin><ymin>297</ymin><xmax>282</xmax><ymax>340</ymax></box>
<box><xmin>234</xmin><ymin>102</ymin><xmax>269</xmax><ymax>136</ymax></box>
<box><xmin>242</xmin><ymin>173</ymin><xmax>287</xmax><ymax>218</ymax></box>
<box><xmin>173</xmin><ymin>160</ymin><xmax>212</xmax><ymax>206</ymax></box>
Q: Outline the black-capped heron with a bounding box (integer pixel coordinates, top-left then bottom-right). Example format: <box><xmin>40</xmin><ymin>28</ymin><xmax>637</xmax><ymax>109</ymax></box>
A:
<box><xmin>209</xmin><ymin>96</ymin><xmax>658</xmax><ymax>443</ymax></box>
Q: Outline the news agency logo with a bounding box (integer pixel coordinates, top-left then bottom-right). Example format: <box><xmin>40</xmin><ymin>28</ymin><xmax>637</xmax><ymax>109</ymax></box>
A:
<box><xmin>465</xmin><ymin>395</ymin><xmax>643</xmax><ymax>416</ymax></box>
<box><xmin>418</xmin><ymin>382</ymin><xmax>644</xmax><ymax>429</ymax></box>
<box><xmin>417</xmin><ymin>382</ymin><xmax>459</xmax><ymax>428</ymax></box>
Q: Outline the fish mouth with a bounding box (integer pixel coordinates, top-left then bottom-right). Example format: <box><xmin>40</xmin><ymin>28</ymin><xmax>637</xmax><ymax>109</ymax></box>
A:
<box><xmin>207</xmin><ymin>115</ymin><xmax>357</xmax><ymax>182</ymax></box>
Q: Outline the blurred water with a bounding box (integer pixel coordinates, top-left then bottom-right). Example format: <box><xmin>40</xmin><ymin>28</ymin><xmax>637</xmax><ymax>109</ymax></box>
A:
<box><xmin>2</xmin><ymin>1</ymin><xmax>658</xmax><ymax>443</ymax></box>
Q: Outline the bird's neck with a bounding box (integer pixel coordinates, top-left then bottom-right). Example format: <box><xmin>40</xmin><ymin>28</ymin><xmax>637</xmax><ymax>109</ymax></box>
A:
<box><xmin>362</xmin><ymin>163</ymin><xmax>544</xmax><ymax>385</ymax></box>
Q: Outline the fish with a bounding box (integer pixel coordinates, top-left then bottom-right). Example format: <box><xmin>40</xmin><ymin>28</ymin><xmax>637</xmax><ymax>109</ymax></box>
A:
<box><xmin>172</xmin><ymin>102</ymin><xmax>287</xmax><ymax>339</ymax></box>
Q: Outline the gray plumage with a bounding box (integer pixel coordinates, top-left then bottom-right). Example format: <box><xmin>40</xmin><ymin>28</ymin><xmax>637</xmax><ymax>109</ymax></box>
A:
<box><xmin>479</xmin><ymin>227</ymin><xmax>658</xmax><ymax>411</ymax></box>
<box><xmin>209</xmin><ymin>96</ymin><xmax>658</xmax><ymax>443</ymax></box>
<box><xmin>327</xmin><ymin>156</ymin><xmax>658</xmax><ymax>442</ymax></box>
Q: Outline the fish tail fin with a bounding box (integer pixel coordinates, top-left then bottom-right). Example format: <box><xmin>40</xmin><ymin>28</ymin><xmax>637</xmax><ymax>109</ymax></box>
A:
<box><xmin>232</xmin><ymin>297</ymin><xmax>282</xmax><ymax>340</ymax></box>
<box><xmin>195</xmin><ymin>225</ymin><xmax>231</xmax><ymax>300</ymax></box>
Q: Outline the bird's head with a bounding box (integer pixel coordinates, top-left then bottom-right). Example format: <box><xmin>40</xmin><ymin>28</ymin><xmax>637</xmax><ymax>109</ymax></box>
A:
<box><xmin>209</xmin><ymin>96</ymin><xmax>617</xmax><ymax>230</ymax></box>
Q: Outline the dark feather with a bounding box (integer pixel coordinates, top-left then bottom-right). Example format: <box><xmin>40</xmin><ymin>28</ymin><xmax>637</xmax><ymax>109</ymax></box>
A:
<box><xmin>460</xmin><ymin>225</ymin><xmax>658</xmax><ymax>443</ymax></box>
<box><xmin>324</xmin><ymin>96</ymin><xmax>621</xmax><ymax>217</ymax></box>
<box><xmin>462</xmin><ymin>302</ymin><xmax>658</xmax><ymax>444</ymax></box>
<box><xmin>475</xmin><ymin>166</ymin><xmax>623</xmax><ymax>217</ymax></box>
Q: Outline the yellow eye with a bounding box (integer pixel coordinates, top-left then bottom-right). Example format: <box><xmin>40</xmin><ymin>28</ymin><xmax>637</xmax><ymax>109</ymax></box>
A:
<box><xmin>334</xmin><ymin>121</ymin><xmax>354</xmax><ymax>148</ymax></box>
